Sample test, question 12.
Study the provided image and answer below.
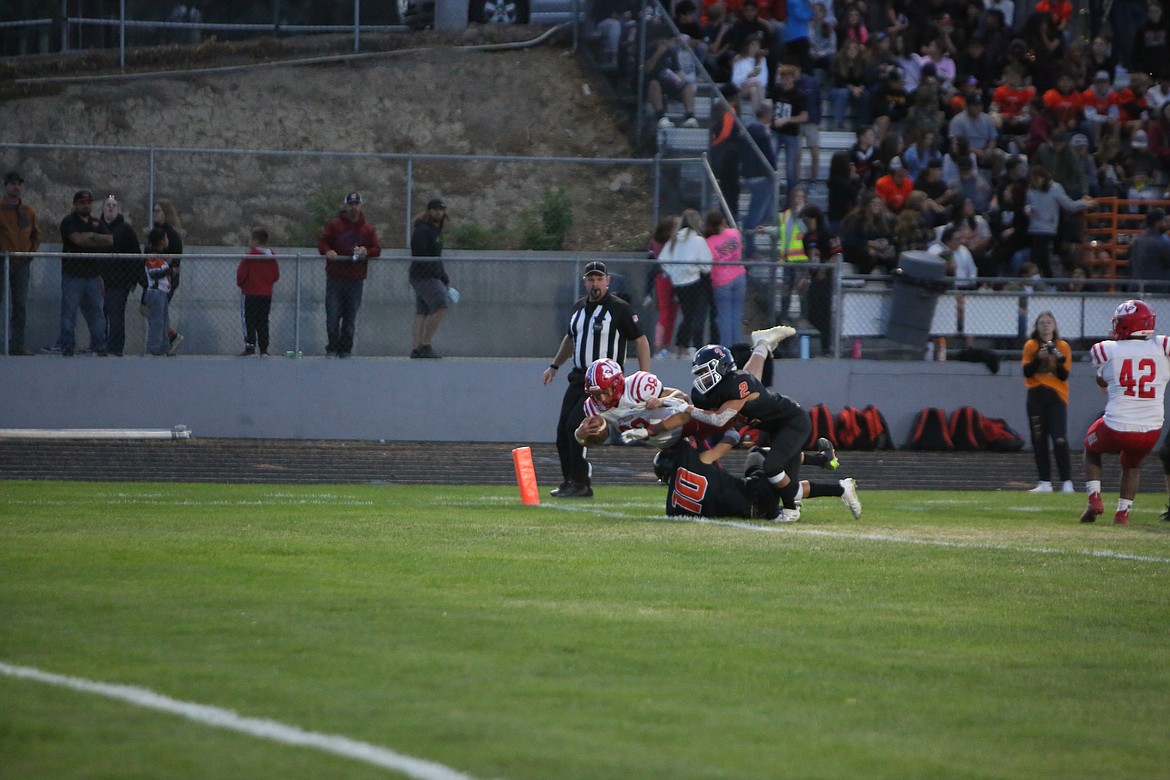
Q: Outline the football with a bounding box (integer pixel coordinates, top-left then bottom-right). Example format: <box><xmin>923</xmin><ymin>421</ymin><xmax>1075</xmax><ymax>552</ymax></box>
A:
<box><xmin>576</xmin><ymin>415</ymin><xmax>609</xmax><ymax>446</ymax></box>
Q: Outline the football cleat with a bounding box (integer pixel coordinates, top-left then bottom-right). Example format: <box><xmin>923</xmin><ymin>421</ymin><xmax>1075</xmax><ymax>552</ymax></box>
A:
<box><xmin>1080</xmin><ymin>492</ymin><xmax>1104</xmax><ymax>523</ymax></box>
<box><xmin>817</xmin><ymin>437</ymin><xmax>839</xmax><ymax>470</ymax></box>
<box><xmin>1029</xmin><ymin>481</ymin><xmax>1053</xmax><ymax>493</ymax></box>
<box><xmin>750</xmin><ymin>324</ymin><xmax>797</xmax><ymax>355</ymax></box>
<box><xmin>771</xmin><ymin>506</ymin><xmax>801</xmax><ymax>523</ymax></box>
<box><xmin>551</xmin><ymin>482</ymin><xmax>593</xmax><ymax>498</ymax></box>
<box><xmin>1113</xmin><ymin>509</ymin><xmax>1130</xmax><ymax>526</ymax></box>
<box><xmin>840</xmin><ymin>478</ymin><xmax>862</xmax><ymax>519</ymax></box>
<box><xmin>1061</xmin><ymin>481</ymin><xmax>1075</xmax><ymax>493</ymax></box>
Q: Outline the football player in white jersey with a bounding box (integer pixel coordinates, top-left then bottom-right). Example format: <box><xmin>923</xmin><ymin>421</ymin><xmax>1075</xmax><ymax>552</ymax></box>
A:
<box><xmin>574</xmin><ymin>358</ymin><xmax>695</xmax><ymax>449</ymax></box>
<box><xmin>1081</xmin><ymin>300</ymin><xmax>1170</xmax><ymax>525</ymax></box>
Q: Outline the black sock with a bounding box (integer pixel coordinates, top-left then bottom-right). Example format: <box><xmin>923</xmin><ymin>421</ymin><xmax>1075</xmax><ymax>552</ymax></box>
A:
<box><xmin>805</xmin><ymin>481</ymin><xmax>844</xmax><ymax>499</ymax></box>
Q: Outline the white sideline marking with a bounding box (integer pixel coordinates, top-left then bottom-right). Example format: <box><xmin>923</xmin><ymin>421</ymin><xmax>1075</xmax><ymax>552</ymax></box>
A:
<box><xmin>542</xmin><ymin>503</ymin><xmax>1170</xmax><ymax>564</ymax></box>
<box><xmin>0</xmin><ymin>662</ymin><xmax>481</xmax><ymax>780</ymax></box>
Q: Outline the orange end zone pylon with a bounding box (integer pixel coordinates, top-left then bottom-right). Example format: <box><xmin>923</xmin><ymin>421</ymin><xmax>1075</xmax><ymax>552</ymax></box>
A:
<box><xmin>512</xmin><ymin>446</ymin><xmax>540</xmax><ymax>505</ymax></box>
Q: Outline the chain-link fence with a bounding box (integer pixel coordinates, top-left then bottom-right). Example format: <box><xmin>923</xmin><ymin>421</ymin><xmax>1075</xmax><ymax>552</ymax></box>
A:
<box><xmin>9</xmin><ymin>251</ymin><xmax>1163</xmax><ymax>359</ymax></box>
<box><xmin>0</xmin><ymin>142</ymin><xmax>662</xmax><ymax>251</ymax></box>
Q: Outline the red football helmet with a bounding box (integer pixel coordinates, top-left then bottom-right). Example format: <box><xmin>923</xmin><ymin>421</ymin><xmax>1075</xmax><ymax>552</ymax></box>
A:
<box><xmin>584</xmin><ymin>358</ymin><xmax>625</xmax><ymax>408</ymax></box>
<box><xmin>1111</xmin><ymin>299</ymin><xmax>1156</xmax><ymax>339</ymax></box>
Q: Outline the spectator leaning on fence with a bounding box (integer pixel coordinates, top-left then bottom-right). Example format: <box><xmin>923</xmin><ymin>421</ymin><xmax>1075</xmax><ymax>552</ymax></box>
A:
<box><xmin>148</xmin><ymin>198</ymin><xmax>185</xmax><ymax>355</ymax></box>
<box><xmin>659</xmin><ymin>209</ymin><xmax>714</xmax><ymax>356</ymax></box>
<box><xmin>99</xmin><ymin>195</ymin><xmax>143</xmax><ymax>358</ymax></box>
<box><xmin>318</xmin><ymin>191</ymin><xmax>381</xmax><ymax>359</ymax></box>
<box><xmin>0</xmin><ymin>171</ymin><xmax>39</xmax><ymax>355</ymax></box>
<box><xmin>43</xmin><ymin>190</ymin><xmax>113</xmax><ymax>357</ymax></box>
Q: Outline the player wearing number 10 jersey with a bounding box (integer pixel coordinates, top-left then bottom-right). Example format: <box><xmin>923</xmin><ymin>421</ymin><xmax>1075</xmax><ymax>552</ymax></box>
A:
<box><xmin>1081</xmin><ymin>300</ymin><xmax>1170</xmax><ymax>525</ymax></box>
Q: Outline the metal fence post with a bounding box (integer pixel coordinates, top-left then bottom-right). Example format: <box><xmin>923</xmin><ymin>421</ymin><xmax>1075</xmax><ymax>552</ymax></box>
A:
<box><xmin>353</xmin><ymin>0</ymin><xmax>361</xmax><ymax>53</ymax></box>
<box><xmin>293</xmin><ymin>252</ymin><xmax>302</xmax><ymax>355</ymax></box>
<box><xmin>652</xmin><ymin>152</ymin><xmax>661</xmax><ymax>229</ymax></box>
<box><xmin>2</xmin><ymin>252</ymin><xmax>8</xmax><ymax>356</ymax></box>
<box><xmin>831</xmin><ymin>259</ymin><xmax>843</xmax><ymax>359</ymax></box>
<box><xmin>119</xmin><ymin>0</ymin><xmax>126</xmax><ymax>72</ymax></box>
<box><xmin>148</xmin><ymin>147</ymin><xmax>156</xmax><ymax>212</ymax></box>
<box><xmin>405</xmin><ymin>157</ymin><xmax>414</xmax><ymax>242</ymax></box>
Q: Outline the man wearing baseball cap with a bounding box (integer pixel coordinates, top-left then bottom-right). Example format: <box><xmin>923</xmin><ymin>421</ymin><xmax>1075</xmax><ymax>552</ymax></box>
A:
<box><xmin>408</xmin><ymin>197</ymin><xmax>451</xmax><ymax>358</ymax></box>
<box><xmin>318</xmin><ymin>191</ymin><xmax>381</xmax><ymax>358</ymax></box>
<box><xmin>0</xmin><ymin>171</ymin><xmax>39</xmax><ymax>355</ymax></box>
<box><xmin>541</xmin><ymin>260</ymin><xmax>651</xmax><ymax>498</ymax></box>
<box><xmin>42</xmin><ymin>189</ymin><xmax>114</xmax><ymax>356</ymax></box>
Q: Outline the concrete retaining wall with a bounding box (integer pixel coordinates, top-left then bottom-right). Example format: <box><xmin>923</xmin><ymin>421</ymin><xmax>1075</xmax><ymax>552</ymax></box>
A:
<box><xmin>0</xmin><ymin>355</ymin><xmax>1112</xmax><ymax>447</ymax></box>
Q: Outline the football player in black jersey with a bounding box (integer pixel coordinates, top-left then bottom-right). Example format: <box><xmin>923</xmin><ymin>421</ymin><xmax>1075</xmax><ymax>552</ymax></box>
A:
<box><xmin>684</xmin><ymin>327</ymin><xmax>860</xmax><ymax>518</ymax></box>
<box><xmin>655</xmin><ymin>431</ymin><xmax>860</xmax><ymax>521</ymax></box>
<box><xmin>656</xmin><ymin>430</ymin><xmax>780</xmax><ymax>520</ymax></box>
<box><xmin>643</xmin><ymin>325</ymin><xmax>861</xmax><ymax>520</ymax></box>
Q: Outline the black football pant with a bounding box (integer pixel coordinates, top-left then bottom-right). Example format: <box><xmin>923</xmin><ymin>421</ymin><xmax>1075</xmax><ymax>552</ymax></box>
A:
<box><xmin>556</xmin><ymin>370</ymin><xmax>590</xmax><ymax>487</ymax></box>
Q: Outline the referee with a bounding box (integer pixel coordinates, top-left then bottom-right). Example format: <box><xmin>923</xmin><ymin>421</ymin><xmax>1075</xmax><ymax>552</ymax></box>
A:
<box><xmin>542</xmin><ymin>261</ymin><xmax>651</xmax><ymax>498</ymax></box>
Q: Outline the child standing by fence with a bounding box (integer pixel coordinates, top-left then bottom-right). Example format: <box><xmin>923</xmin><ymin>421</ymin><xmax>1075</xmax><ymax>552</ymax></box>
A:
<box><xmin>236</xmin><ymin>226</ymin><xmax>280</xmax><ymax>357</ymax></box>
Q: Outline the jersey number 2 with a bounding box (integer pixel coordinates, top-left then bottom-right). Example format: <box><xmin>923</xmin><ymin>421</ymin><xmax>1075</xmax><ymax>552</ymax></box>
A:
<box><xmin>1119</xmin><ymin>358</ymin><xmax>1157</xmax><ymax>398</ymax></box>
<box><xmin>671</xmin><ymin>468</ymin><xmax>709</xmax><ymax>514</ymax></box>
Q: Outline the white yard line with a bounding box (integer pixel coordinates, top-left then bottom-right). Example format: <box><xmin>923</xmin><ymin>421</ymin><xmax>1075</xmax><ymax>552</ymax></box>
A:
<box><xmin>0</xmin><ymin>662</ymin><xmax>482</xmax><ymax>780</ymax></box>
<box><xmin>542</xmin><ymin>502</ymin><xmax>1170</xmax><ymax>565</ymax></box>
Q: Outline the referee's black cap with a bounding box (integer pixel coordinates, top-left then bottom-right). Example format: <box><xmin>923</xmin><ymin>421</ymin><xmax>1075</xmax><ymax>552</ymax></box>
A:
<box><xmin>583</xmin><ymin>261</ymin><xmax>608</xmax><ymax>277</ymax></box>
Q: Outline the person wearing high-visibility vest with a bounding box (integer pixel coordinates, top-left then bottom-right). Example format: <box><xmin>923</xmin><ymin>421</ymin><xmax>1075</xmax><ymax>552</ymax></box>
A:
<box><xmin>776</xmin><ymin>185</ymin><xmax>809</xmax><ymax>327</ymax></box>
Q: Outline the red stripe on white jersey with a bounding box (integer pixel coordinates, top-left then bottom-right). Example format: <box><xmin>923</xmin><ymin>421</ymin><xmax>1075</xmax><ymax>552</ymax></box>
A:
<box><xmin>625</xmin><ymin>371</ymin><xmax>662</xmax><ymax>404</ymax></box>
<box><xmin>1091</xmin><ymin>341</ymin><xmax>1108</xmax><ymax>367</ymax></box>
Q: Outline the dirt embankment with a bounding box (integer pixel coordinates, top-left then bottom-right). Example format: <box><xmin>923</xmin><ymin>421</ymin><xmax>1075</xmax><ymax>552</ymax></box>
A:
<box><xmin>0</xmin><ymin>29</ymin><xmax>652</xmax><ymax>250</ymax></box>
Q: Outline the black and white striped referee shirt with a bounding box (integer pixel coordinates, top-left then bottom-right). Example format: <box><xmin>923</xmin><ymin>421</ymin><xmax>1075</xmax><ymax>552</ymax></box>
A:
<box><xmin>566</xmin><ymin>291</ymin><xmax>643</xmax><ymax>372</ymax></box>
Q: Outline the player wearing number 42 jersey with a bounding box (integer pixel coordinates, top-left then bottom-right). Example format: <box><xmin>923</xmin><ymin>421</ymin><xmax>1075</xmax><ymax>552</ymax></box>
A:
<box><xmin>1081</xmin><ymin>300</ymin><xmax>1170</xmax><ymax>525</ymax></box>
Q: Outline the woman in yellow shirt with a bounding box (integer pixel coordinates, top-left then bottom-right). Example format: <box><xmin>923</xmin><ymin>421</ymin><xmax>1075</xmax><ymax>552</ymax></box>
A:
<box><xmin>1022</xmin><ymin>311</ymin><xmax>1074</xmax><ymax>493</ymax></box>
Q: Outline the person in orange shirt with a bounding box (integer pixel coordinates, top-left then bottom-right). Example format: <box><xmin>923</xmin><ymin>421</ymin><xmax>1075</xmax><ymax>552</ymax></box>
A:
<box><xmin>1081</xmin><ymin>69</ymin><xmax>1120</xmax><ymax>147</ymax></box>
<box><xmin>991</xmin><ymin>64</ymin><xmax>1036</xmax><ymax>140</ymax></box>
<box><xmin>874</xmin><ymin>156</ymin><xmax>914</xmax><ymax>213</ymax></box>
<box><xmin>1034</xmin><ymin>0</ymin><xmax>1072</xmax><ymax>39</ymax></box>
<box><xmin>1042</xmin><ymin>71</ymin><xmax>1084</xmax><ymax>130</ymax></box>
<box><xmin>1022</xmin><ymin>310</ymin><xmax>1074</xmax><ymax>493</ymax></box>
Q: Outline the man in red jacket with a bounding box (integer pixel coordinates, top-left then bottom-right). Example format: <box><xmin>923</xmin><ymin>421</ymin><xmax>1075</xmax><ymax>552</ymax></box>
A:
<box><xmin>318</xmin><ymin>192</ymin><xmax>381</xmax><ymax>358</ymax></box>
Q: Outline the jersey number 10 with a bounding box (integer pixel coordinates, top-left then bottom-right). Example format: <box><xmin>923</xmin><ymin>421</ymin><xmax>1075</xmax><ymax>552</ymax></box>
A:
<box><xmin>670</xmin><ymin>469</ymin><xmax>709</xmax><ymax>514</ymax></box>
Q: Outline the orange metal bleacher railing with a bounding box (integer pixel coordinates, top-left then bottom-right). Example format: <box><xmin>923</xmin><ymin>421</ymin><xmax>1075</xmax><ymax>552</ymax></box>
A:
<box><xmin>1082</xmin><ymin>197</ymin><xmax>1170</xmax><ymax>280</ymax></box>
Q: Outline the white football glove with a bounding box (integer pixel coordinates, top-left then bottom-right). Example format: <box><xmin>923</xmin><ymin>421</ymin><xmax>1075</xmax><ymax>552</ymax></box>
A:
<box><xmin>663</xmin><ymin>397</ymin><xmax>690</xmax><ymax>414</ymax></box>
<box><xmin>620</xmin><ymin>428</ymin><xmax>651</xmax><ymax>444</ymax></box>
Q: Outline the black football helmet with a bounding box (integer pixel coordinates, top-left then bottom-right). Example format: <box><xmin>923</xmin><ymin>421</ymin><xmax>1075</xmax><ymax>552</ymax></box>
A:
<box><xmin>653</xmin><ymin>448</ymin><xmax>679</xmax><ymax>483</ymax></box>
<box><xmin>691</xmin><ymin>344</ymin><xmax>737</xmax><ymax>394</ymax></box>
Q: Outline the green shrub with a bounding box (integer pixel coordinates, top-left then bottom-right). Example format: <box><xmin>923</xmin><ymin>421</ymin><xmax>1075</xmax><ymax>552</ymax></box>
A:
<box><xmin>519</xmin><ymin>189</ymin><xmax>573</xmax><ymax>250</ymax></box>
<box><xmin>288</xmin><ymin>188</ymin><xmax>343</xmax><ymax>247</ymax></box>
<box><xmin>448</xmin><ymin>222</ymin><xmax>499</xmax><ymax>250</ymax></box>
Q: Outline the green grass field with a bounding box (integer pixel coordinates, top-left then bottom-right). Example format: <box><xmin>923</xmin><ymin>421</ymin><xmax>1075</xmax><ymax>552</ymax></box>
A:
<box><xmin>2</xmin><ymin>481</ymin><xmax>1169</xmax><ymax>780</ymax></box>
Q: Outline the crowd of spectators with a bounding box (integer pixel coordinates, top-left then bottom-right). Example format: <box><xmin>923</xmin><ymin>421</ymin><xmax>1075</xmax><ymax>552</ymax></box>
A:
<box><xmin>599</xmin><ymin>0</ymin><xmax>1170</xmax><ymax>289</ymax></box>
